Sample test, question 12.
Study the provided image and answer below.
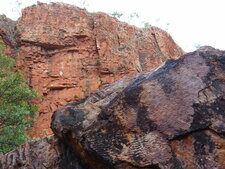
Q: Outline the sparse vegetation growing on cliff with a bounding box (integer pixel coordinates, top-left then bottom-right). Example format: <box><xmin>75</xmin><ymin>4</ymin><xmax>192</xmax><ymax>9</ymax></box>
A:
<box><xmin>0</xmin><ymin>40</ymin><xmax>38</xmax><ymax>154</ymax></box>
<box><xmin>111</xmin><ymin>12</ymin><xmax>123</xmax><ymax>18</ymax></box>
<box><xmin>96</xmin><ymin>58</ymin><xmax>101</xmax><ymax>65</ymax></box>
<box><xmin>143</xmin><ymin>22</ymin><xmax>152</xmax><ymax>28</ymax></box>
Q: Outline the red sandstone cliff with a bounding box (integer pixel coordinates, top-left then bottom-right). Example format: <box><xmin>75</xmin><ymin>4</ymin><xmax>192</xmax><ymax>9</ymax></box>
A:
<box><xmin>0</xmin><ymin>2</ymin><xmax>184</xmax><ymax>138</ymax></box>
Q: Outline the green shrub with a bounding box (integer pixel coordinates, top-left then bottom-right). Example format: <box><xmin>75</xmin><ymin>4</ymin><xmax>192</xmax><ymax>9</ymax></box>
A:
<box><xmin>96</xmin><ymin>58</ymin><xmax>101</xmax><ymax>65</ymax></box>
<box><xmin>0</xmin><ymin>40</ymin><xmax>38</xmax><ymax>154</ymax></box>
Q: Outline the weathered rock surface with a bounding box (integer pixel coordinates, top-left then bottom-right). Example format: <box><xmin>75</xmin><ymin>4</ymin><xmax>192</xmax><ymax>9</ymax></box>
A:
<box><xmin>51</xmin><ymin>47</ymin><xmax>225</xmax><ymax>169</ymax></box>
<box><xmin>0</xmin><ymin>2</ymin><xmax>184</xmax><ymax>137</ymax></box>
<box><xmin>0</xmin><ymin>136</ymin><xmax>83</xmax><ymax>169</ymax></box>
<box><xmin>1</xmin><ymin>3</ymin><xmax>225</xmax><ymax>169</ymax></box>
<box><xmin>0</xmin><ymin>15</ymin><xmax>18</xmax><ymax>48</ymax></box>
<box><xmin>1</xmin><ymin>47</ymin><xmax>224</xmax><ymax>169</ymax></box>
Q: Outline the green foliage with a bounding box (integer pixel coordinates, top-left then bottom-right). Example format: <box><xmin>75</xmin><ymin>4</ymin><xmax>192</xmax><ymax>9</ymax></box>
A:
<box><xmin>111</xmin><ymin>12</ymin><xmax>123</xmax><ymax>19</ymax></box>
<box><xmin>96</xmin><ymin>58</ymin><xmax>101</xmax><ymax>65</ymax></box>
<box><xmin>143</xmin><ymin>22</ymin><xmax>152</xmax><ymax>28</ymax></box>
<box><xmin>0</xmin><ymin>40</ymin><xmax>38</xmax><ymax>154</ymax></box>
<box><xmin>129</xmin><ymin>12</ymin><xmax>139</xmax><ymax>19</ymax></box>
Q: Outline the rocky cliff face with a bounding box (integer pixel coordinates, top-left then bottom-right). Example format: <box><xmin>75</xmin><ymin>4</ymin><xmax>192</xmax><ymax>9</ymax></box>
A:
<box><xmin>1</xmin><ymin>47</ymin><xmax>224</xmax><ymax>169</ymax></box>
<box><xmin>0</xmin><ymin>3</ymin><xmax>184</xmax><ymax>138</ymax></box>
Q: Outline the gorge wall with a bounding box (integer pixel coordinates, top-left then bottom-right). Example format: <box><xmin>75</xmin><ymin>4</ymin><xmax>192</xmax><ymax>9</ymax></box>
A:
<box><xmin>0</xmin><ymin>3</ymin><xmax>184</xmax><ymax>138</ymax></box>
<box><xmin>1</xmin><ymin>46</ymin><xmax>225</xmax><ymax>169</ymax></box>
<box><xmin>0</xmin><ymin>3</ymin><xmax>225</xmax><ymax>169</ymax></box>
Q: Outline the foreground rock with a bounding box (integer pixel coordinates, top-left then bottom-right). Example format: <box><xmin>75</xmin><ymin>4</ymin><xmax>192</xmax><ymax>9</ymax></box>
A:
<box><xmin>51</xmin><ymin>47</ymin><xmax>225</xmax><ymax>169</ymax></box>
<box><xmin>0</xmin><ymin>2</ymin><xmax>184</xmax><ymax>137</ymax></box>
<box><xmin>0</xmin><ymin>136</ymin><xmax>83</xmax><ymax>169</ymax></box>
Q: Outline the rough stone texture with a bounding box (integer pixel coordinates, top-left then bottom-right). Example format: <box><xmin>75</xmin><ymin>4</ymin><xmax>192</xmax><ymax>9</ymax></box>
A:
<box><xmin>0</xmin><ymin>3</ymin><xmax>184</xmax><ymax>138</ymax></box>
<box><xmin>0</xmin><ymin>136</ymin><xmax>83</xmax><ymax>169</ymax></box>
<box><xmin>0</xmin><ymin>15</ymin><xmax>18</xmax><ymax>48</ymax></box>
<box><xmin>51</xmin><ymin>47</ymin><xmax>225</xmax><ymax>169</ymax></box>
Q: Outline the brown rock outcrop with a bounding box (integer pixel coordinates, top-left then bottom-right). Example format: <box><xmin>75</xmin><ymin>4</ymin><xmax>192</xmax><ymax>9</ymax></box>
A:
<box><xmin>0</xmin><ymin>3</ymin><xmax>184</xmax><ymax>137</ymax></box>
<box><xmin>0</xmin><ymin>136</ymin><xmax>83</xmax><ymax>169</ymax></box>
<box><xmin>51</xmin><ymin>46</ymin><xmax>225</xmax><ymax>169</ymax></box>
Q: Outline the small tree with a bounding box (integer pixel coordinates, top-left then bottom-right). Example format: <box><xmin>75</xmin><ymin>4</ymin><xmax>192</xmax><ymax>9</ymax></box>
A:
<box><xmin>111</xmin><ymin>12</ymin><xmax>123</xmax><ymax>19</ymax></box>
<box><xmin>143</xmin><ymin>22</ymin><xmax>152</xmax><ymax>28</ymax></box>
<box><xmin>0</xmin><ymin>40</ymin><xmax>38</xmax><ymax>154</ymax></box>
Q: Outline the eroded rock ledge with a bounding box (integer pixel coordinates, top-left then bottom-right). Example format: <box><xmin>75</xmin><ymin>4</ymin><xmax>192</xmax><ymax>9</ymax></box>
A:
<box><xmin>1</xmin><ymin>47</ymin><xmax>225</xmax><ymax>168</ymax></box>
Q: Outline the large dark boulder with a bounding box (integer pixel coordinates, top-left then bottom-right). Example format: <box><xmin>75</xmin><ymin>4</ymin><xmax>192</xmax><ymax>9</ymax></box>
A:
<box><xmin>51</xmin><ymin>46</ymin><xmax>225</xmax><ymax>169</ymax></box>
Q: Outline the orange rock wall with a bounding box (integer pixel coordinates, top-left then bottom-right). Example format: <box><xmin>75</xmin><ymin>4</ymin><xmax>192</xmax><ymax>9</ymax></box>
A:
<box><xmin>1</xmin><ymin>3</ymin><xmax>184</xmax><ymax>138</ymax></box>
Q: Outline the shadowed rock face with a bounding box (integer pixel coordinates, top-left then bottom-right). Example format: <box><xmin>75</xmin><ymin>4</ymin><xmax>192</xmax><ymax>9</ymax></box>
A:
<box><xmin>0</xmin><ymin>15</ymin><xmax>18</xmax><ymax>48</ymax></box>
<box><xmin>0</xmin><ymin>3</ymin><xmax>184</xmax><ymax>137</ymax></box>
<box><xmin>51</xmin><ymin>47</ymin><xmax>225</xmax><ymax>169</ymax></box>
<box><xmin>0</xmin><ymin>136</ymin><xmax>84</xmax><ymax>169</ymax></box>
